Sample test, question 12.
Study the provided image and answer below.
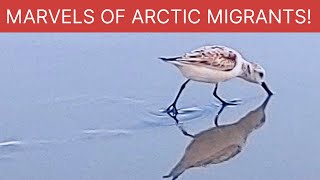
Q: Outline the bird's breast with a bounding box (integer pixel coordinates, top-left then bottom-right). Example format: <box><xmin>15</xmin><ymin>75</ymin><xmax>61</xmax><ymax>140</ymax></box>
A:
<box><xmin>177</xmin><ymin>64</ymin><xmax>240</xmax><ymax>83</ymax></box>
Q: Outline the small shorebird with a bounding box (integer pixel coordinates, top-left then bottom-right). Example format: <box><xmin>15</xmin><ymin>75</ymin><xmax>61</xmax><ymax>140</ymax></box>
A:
<box><xmin>163</xmin><ymin>96</ymin><xmax>272</xmax><ymax>180</ymax></box>
<box><xmin>160</xmin><ymin>45</ymin><xmax>273</xmax><ymax>115</ymax></box>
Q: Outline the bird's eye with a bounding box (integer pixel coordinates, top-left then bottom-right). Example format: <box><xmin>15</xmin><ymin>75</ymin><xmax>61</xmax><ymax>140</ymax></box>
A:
<box><xmin>259</xmin><ymin>72</ymin><xmax>264</xmax><ymax>78</ymax></box>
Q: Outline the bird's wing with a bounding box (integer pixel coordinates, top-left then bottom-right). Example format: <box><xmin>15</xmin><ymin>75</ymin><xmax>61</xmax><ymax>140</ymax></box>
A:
<box><xmin>192</xmin><ymin>144</ymin><xmax>242</xmax><ymax>167</ymax></box>
<box><xmin>178</xmin><ymin>46</ymin><xmax>238</xmax><ymax>71</ymax></box>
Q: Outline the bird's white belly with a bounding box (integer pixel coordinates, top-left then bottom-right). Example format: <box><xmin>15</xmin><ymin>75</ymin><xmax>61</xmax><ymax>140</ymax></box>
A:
<box><xmin>177</xmin><ymin>65</ymin><xmax>237</xmax><ymax>83</ymax></box>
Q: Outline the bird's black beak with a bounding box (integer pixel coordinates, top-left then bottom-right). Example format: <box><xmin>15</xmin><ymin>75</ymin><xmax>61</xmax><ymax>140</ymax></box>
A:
<box><xmin>261</xmin><ymin>82</ymin><xmax>273</xmax><ymax>95</ymax></box>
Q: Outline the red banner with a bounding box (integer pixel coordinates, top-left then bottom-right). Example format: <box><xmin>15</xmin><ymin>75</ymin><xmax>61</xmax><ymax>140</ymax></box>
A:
<box><xmin>0</xmin><ymin>0</ymin><xmax>319</xmax><ymax>32</ymax></box>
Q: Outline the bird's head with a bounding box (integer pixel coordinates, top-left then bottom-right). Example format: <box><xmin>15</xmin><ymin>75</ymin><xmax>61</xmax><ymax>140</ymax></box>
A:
<box><xmin>240</xmin><ymin>62</ymin><xmax>273</xmax><ymax>95</ymax></box>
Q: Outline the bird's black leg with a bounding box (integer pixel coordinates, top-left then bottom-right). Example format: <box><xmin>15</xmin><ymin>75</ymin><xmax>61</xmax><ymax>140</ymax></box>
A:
<box><xmin>167</xmin><ymin>112</ymin><xmax>194</xmax><ymax>137</ymax></box>
<box><xmin>213</xmin><ymin>83</ymin><xmax>240</xmax><ymax>106</ymax></box>
<box><xmin>214</xmin><ymin>104</ymin><xmax>227</xmax><ymax>127</ymax></box>
<box><xmin>167</xmin><ymin>112</ymin><xmax>179</xmax><ymax>124</ymax></box>
<box><xmin>178</xmin><ymin>124</ymin><xmax>194</xmax><ymax>138</ymax></box>
<box><xmin>166</xmin><ymin>79</ymin><xmax>190</xmax><ymax>116</ymax></box>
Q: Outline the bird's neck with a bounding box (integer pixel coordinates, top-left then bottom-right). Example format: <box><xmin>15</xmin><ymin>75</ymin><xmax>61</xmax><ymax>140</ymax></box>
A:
<box><xmin>239</xmin><ymin>61</ymin><xmax>254</xmax><ymax>80</ymax></box>
<box><xmin>235</xmin><ymin>110</ymin><xmax>265</xmax><ymax>135</ymax></box>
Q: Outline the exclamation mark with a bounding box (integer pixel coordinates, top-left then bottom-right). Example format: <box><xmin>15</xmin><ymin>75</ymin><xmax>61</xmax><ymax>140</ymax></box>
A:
<box><xmin>308</xmin><ymin>9</ymin><xmax>311</xmax><ymax>24</ymax></box>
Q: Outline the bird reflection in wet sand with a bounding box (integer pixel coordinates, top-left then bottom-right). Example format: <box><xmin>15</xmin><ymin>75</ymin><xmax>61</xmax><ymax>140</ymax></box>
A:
<box><xmin>163</xmin><ymin>96</ymin><xmax>272</xmax><ymax>180</ymax></box>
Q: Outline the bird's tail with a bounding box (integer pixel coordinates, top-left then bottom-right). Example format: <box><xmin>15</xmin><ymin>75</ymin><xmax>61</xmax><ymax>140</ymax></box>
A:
<box><xmin>163</xmin><ymin>171</ymin><xmax>184</xmax><ymax>180</ymax></box>
<box><xmin>162</xmin><ymin>164</ymin><xmax>185</xmax><ymax>180</ymax></box>
<box><xmin>158</xmin><ymin>57</ymin><xmax>181</xmax><ymax>62</ymax></box>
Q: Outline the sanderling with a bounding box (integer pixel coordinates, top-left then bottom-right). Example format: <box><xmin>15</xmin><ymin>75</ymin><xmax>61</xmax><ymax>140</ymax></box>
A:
<box><xmin>160</xmin><ymin>45</ymin><xmax>273</xmax><ymax>115</ymax></box>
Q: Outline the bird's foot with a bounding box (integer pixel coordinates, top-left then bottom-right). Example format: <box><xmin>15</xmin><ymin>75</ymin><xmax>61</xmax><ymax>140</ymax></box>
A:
<box><xmin>166</xmin><ymin>104</ymin><xmax>178</xmax><ymax>117</ymax></box>
<box><xmin>221</xmin><ymin>99</ymin><xmax>242</xmax><ymax>106</ymax></box>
